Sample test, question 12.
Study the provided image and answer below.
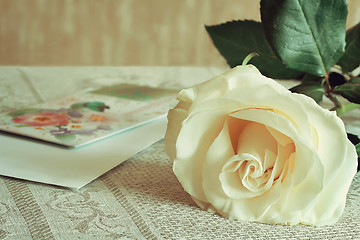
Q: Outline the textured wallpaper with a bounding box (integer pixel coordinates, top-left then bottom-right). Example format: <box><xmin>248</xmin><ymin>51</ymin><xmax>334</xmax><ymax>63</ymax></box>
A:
<box><xmin>0</xmin><ymin>0</ymin><xmax>359</xmax><ymax>66</ymax></box>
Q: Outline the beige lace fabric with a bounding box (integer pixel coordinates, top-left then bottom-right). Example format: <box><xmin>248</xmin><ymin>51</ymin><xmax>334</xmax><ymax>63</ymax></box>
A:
<box><xmin>0</xmin><ymin>67</ymin><xmax>359</xmax><ymax>239</ymax></box>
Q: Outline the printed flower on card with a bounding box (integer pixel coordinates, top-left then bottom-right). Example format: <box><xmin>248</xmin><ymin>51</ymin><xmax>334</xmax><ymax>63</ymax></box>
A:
<box><xmin>11</xmin><ymin>112</ymin><xmax>69</xmax><ymax>127</ymax></box>
<box><xmin>165</xmin><ymin>65</ymin><xmax>358</xmax><ymax>226</ymax></box>
<box><xmin>89</xmin><ymin>115</ymin><xmax>108</xmax><ymax>122</ymax></box>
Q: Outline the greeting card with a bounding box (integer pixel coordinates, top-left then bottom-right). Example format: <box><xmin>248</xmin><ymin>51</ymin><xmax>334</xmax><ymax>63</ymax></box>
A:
<box><xmin>0</xmin><ymin>84</ymin><xmax>178</xmax><ymax>147</ymax></box>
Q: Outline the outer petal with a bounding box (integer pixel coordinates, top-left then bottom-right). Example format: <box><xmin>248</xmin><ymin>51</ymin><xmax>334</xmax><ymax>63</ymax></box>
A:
<box><xmin>303</xmin><ymin>140</ymin><xmax>358</xmax><ymax>225</ymax></box>
<box><xmin>172</xmin><ymin>99</ymin><xmax>241</xmax><ymax>202</ymax></box>
<box><xmin>224</xmin><ymin>85</ymin><xmax>313</xmax><ymax>140</ymax></box>
<box><xmin>201</xmin><ymin>120</ymin><xmax>235</xmax><ymax>215</ymax></box>
<box><xmin>165</xmin><ymin>102</ymin><xmax>190</xmax><ymax>161</ymax></box>
<box><xmin>291</xmin><ymin>93</ymin><xmax>351</xmax><ymax>183</ymax></box>
<box><xmin>182</xmin><ymin>65</ymin><xmax>289</xmax><ymax>109</ymax></box>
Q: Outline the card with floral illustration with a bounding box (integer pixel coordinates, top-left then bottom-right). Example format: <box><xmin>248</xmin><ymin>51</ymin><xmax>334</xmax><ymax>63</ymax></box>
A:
<box><xmin>0</xmin><ymin>84</ymin><xmax>178</xmax><ymax>147</ymax></box>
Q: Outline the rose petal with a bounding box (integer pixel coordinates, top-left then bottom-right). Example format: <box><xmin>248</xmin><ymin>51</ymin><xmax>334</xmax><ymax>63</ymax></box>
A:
<box><xmin>226</xmin><ymin>66</ymin><xmax>289</xmax><ymax>95</ymax></box>
<box><xmin>236</xmin><ymin>122</ymin><xmax>278</xmax><ymax>162</ymax></box>
<box><xmin>165</xmin><ymin>106</ymin><xmax>190</xmax><ymax>161</ymax></box>
<box><xmin>291</xmin><ymin>93</ymin><xmax>349</xmax><ymax>183</ymax></box>
<box><xmin>202</xmin><ymin>119</ymin><xmax>283</xmax><ymax>221</ymax></box>
<box><xmin>173</xmin><ymin>101</ymin><xmax>238</xmax><ymax>202</ymax></box>
<box><xmin>201</xmin><ymin>119</ymin><xmax>235</xmax><ymax>210</ymax></box>
<box><xmin>177</xmin><ymin>72</ymin><xmax>230</xmax><ymax>106</ymax></box>
<box><xmin>229</xmin><ymin>108</ymin><xmax>323</xmax><ymax>187</ymax></box>
<box><xmin>303</xmin><ymin>141</ymin><xmax>358</xmax><ymax>225</ymax></box>
<box><xmin>220</xmin><ymin>153</ymin><xmax>265</xmax><ymax>199</ymax></box>
<box><xmin>266</xmin><ymin>126</ymin><xmax>293</xmax><ymax>147</ymax></box>
<box><xmin>271</xmin><ymin>143</ymin><xmax>295</xmax><ymax>183</ymax></box>
<box><xmin>224</xmin><ymin>84</ymin><xmax>312</xmax><ymax>140</ymax></box>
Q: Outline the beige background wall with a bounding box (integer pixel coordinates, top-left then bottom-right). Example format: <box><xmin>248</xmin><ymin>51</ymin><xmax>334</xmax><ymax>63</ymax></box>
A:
<box><xmin>1</xmin><ymin>0</ymin><xmax>359</xmax><ymax>67</ymax></box>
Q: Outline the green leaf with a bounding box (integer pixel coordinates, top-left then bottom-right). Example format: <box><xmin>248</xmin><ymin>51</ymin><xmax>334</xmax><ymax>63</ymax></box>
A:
<box><xmin>337</xmin><ymin>23</ymin><xmax>360</xmax><ymax>73</ymax></box>
<box><xmin>333</xmin><ymin>78</ymin><xmax>360</xmax><ymax>104</ymax></box>
<box><xmin>71</xmin><ymin>101</ymin><xmax>110</xmax><ymax>112</ymax></box>
<box><xmin>260</xmin><ymin>0</ymin><xmax>347</xmax><ymax>77</ymax></box>
<box><xmin>85</xmin><ymin>102</ymin><xmax>109</xmax><ymax>112</ymax></box>
<box><xmin>301</xmin><ymin>73</ymin><xmax>323</xmax><ymax>83</ymax></box>
<box><xmin>290</xmin><ymin>81</ymin><xmax>324</xmax><ymax>103</ymax></box>
<box><xmin>205</xmin><ymin>20</ymin><xmax>303</xmax><ymax>79</ymax></box>
<box><xmin>9</xmin><ymin>108</ymin><xmax>42</xmax><ymax>118</ymax></box>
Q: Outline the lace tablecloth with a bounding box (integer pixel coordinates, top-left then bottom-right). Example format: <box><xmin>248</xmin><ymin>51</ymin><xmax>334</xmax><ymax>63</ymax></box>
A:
<box><xmin>0</xmin><ymin>66</ymin><xmax>359</xmax><ymax>239</ymax></box>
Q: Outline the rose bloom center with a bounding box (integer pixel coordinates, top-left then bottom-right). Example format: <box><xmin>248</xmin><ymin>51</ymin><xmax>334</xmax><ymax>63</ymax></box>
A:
<box><xmin>219</xmin><ymin>114</ymin><xmax>296</xmax><ymax>199</ymax></box>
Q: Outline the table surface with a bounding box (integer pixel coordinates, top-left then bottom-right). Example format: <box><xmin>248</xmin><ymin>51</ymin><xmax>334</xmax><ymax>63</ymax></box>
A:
<box><xmin>0</xmin><ymin>66</ymin><xmax>359</xmax><ymax>240</ymax></box>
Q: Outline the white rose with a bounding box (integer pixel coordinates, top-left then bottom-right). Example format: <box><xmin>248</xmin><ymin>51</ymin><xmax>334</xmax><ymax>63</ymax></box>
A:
<box><xmin>165</xmin><ymin>65</ymin><xmax>358</xmax><ymax>225</ymax></box>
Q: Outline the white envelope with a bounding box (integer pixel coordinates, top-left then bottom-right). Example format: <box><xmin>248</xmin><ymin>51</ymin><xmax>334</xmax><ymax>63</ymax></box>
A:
<box><xmin>0</xmin><ymin>117</ymin><xmax>167</xmax><ymax>189</ymax></box>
